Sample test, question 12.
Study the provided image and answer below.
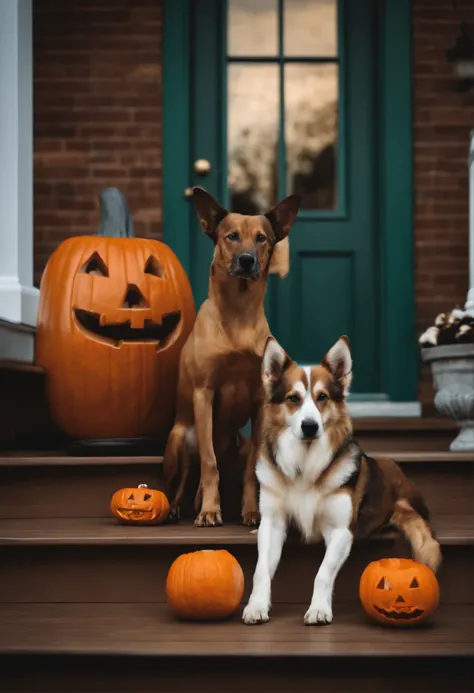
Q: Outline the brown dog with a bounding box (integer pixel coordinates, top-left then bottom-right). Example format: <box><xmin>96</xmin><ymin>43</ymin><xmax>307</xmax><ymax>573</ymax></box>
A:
<box><xmin>163</xmin><ymin>187</ymin><xmax>300</xmax><ymax>527</ymax></box>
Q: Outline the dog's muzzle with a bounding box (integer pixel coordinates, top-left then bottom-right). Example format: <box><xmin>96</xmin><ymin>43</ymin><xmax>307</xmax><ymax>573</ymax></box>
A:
<box><xmin>230</xmin><ymin>252</ymin><xmax>260</xmax><ymax>279</ymax></box>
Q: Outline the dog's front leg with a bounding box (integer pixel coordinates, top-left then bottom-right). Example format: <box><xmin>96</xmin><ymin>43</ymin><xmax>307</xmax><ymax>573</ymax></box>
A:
<box><xmin>193</xmin><ymin>387</ymin><xmax>222</xmax><ymax>527</ymax></box>
<box><xmin>304</xmin><ymin>525</ymin><xmax>353</xmax><ymax>625</ymax></box>
<box><xmin>241</xmin><ymin>410</ymin><xmax>261</xmax><ymax>526</ymax></box>
<box><xmin>243</xmin><ymin>513</ymin><xmax>286</xmax><ymax>624</ymax></box>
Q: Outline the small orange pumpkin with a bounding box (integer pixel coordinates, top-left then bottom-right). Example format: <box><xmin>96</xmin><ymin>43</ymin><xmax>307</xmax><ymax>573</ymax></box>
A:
<box><xmin>35</xmin><ymin>187</ymin><xmax>195</xmax><ymax>441</ymax></box>
<box><xmin>359</xmin><ymin>558</ymin><xmax>440</xmax><ymax>627</ymax></box>
<box><xmin>166</xmin><ymin>550</ymin><xmax>244</xmax><ymax>620</ymax></box>
<box><xmin>110</xmin><ymin>483</ymin><xmax>170</xmax><ymax>524</ymax></box>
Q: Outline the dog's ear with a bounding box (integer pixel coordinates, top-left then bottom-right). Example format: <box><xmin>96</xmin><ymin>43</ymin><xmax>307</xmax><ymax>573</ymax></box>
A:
<box><xmin>192</xmin><ymin>187</ymin><xmax>229</xmax><ymax>241</ymax></box>
<box><xmin>264</xmin><ymin>194</ymin><xmax>301</xmax><ymax>242</ymax></box>
<box><xmin>262</xmin><ymin>336</ymin><xmax>292</xmax><ymax>386</ymax></box>
<box><xmin>322</xmin><ymin>336</ymin><xmax>352</xmax><ymax>395</ymax></box>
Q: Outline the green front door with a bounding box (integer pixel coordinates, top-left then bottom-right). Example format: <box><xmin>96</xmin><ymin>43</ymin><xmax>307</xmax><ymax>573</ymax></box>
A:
<box><xmin>163</xmin><ymin>0</ymin><xmax>417</xmax><ymax>401</ymax></box>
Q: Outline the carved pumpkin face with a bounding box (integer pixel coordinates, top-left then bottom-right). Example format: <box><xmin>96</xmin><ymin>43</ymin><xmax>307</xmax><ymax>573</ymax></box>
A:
<box><xmin>111</xmin><ymin>484</ymin><xmax>170</xmax><ymax>524</ymax></box>
<box><xmin>70</xmin><ymin>240</ymin><xmax>184</xmax><ymax>350</ymax></box>
<box><xmin>359</xmin><ymin>558</ymin><xmax>440</xmax><ymax>627</ymax></box>
<box><xmin>36</xmin><ymin>235</ymin><xmax>195</xmax><ymax>440</ymax></box>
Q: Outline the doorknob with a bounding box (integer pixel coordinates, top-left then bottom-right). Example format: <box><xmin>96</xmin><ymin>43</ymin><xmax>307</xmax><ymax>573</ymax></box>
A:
<box><xmin>184</xmin><ymin>187</ymin><xmax>194</xmax><ymax>198</ymax></box>
<box><xmin>194</xmin><ymin>159</ymin><xmax>211</xmax><ymax>175</ymax></box>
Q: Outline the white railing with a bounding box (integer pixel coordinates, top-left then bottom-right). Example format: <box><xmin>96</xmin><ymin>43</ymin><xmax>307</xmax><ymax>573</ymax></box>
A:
<box><xmin>465</xmin><ymin>131</ymin><xmax>474</xmax><ymax>316</ymax></box>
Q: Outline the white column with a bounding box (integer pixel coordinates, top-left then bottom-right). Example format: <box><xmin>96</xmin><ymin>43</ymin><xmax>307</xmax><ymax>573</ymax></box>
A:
<box><xmin>465</xmin><ymin>131</ymin><xmax>474</xmax><ymax>316</ymax></box>
<box><xmin>0</xmin><ymin>0</ymin><xmax>38</xmax><ymax>326</ymax></box>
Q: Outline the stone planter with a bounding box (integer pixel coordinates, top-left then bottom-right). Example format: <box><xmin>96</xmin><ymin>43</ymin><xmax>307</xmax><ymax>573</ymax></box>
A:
<box><xmin>421</xmin><ymin>344</ymin><xmax>474</xmax><ymax>451</ymax></box>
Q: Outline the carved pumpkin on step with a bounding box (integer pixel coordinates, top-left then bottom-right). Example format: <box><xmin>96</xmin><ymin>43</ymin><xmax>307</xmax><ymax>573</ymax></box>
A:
<box><xmin>359</xmin><ymin>558</ymin><xmax>440</xmax><ymax>627</ymax></box>
<box><xmin>35</xmin><ymin>188</ymin><xmax>195</xmax><ymax>440</ymax></box>
<box><xmin>111</xmin><ymin>484</ymin><xmax>170</xmax><ymax>524</ymax></box>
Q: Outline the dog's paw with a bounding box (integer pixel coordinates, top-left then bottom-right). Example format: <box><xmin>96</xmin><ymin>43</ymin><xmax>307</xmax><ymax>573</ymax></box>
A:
<box><xmin>304</xmin><ymin>601</ymin><xmax>333</xmax><ymax>626</ymax></box>
<box><xmin>164</xmin><ymin>506</ymin><xmax>180</xmax><ymax>524</ymax></box>
<box><xmin>242</xmin><ymin>510</ymin><xmax>260</xmax><ymax>527</ymax></box>
<box><xmin>194</xmin><ymin>511</ymin><xmax>223</xmax><ymax>527</ymax></box>
<box><xmin>242</xmin><ymin>602</ymin><xmax>269</xmax><ymax>625</ymax></box>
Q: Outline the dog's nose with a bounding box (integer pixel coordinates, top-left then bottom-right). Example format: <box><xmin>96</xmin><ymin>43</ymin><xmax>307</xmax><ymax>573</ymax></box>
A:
<box><xmin>238</xmin><ymin>253</ymin><xmax>256</xmax><ymax>271</ymax></box>
<box><xmin>301</xmin><ymin>419</ymin><xmax>319</xmax><ymax>439</ymax></box>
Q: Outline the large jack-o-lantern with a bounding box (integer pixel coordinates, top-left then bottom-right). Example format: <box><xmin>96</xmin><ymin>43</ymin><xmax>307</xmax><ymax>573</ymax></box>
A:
<box><xmin>35</xmin><ymin>188</ymin><xmax>195</xmax><ymax>442</ymax></box>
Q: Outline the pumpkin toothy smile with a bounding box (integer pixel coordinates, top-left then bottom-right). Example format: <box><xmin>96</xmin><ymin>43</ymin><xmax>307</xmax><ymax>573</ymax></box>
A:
<box><xmin>374</xmin><ymin>606</ymin><xmax>425</xmax><ymax>620</ymax></box>
<box><xmin>74</xmin><ymin>308</ymin><xmax>181</xmax><ymax>346</ymax></box>
<box><xmin>118</xmin><ymin>509</ymin><xmax>151</xmax><ymax>518</ymax></box>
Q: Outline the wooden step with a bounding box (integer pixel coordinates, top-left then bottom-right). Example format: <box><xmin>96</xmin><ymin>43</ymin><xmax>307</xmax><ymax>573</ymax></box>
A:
<box><xmin>1</xmin><ymin>452</ymin><xmax>472</xmax><ymax>519</ymax></box>
<box><xmin>354</xmin><ymin>418</ymin><xmax>457</xmax><ymax>432</ymax></box>
<box><xmin>0</xmin><ymin>602</ymin><xmax>472</xmax><ymax>657</ymax></box>
<box><xmin>0</xmin><ymin>453</ymin><xmax>163</xmax><ymax>466</ymax></box>
<box><xmin>1</xmin><ymin>518</ymin><xmax>472</xmax><ymax>606</ymax></box>
<box><xmin>2</xmin><ymin>652</ymin><xmax>473</xmax><ymax>693</ymax></box>
<box><xmin>1</xmin><ymin>449</ymin><xmax>473</xmax><ymax>466</ymax></box>
<box><xmin>353</xmin><ymin>417</ymin><xmax>458</xmax><ymax>452</ymax></box>
<box><xmin>0</xmin><ymin>515</ymin><xmax>472</xmax><ymax>546</ymax></box>
<box><xmin>0</xmin><ymin>415</ymin><xmax>460</xmax><ymax>459</ymax></box>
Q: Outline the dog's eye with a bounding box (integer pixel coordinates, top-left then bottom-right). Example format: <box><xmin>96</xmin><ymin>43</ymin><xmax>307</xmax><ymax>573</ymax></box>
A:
<box><xmin>287</xmin><ymin>393</ymin><xmax>301</xmax><ymax>404</ymax></box>
<box><xmin>227</xmin><ymin>232</ymin><xmax>239</xmax><ymax>242</ymax></box>
<box><xmin>317</xmin><ymin>392</ymin><xmax>328</xmax><ymax>402</ymax></box>
<box><xmin>256</xmin><ymin>233</ymin><xmax>266</xmax><ymax>243</ymax></box>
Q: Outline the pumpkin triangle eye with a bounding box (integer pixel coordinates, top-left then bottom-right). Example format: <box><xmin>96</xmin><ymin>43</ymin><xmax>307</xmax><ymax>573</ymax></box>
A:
<box><xmin>145</xmin><ymin>256</ymin><xmax>164</xmax><ymax>278</ymax></box>
<box><xmin>410</xmin><ymin>577</ymin><xmax>420</xmax><ymax>588</ymax></box>
<box><xmin>128</xmin><ymin>494</ymin><xmax>135</xmax><ymax>500</ymax></box>
<box><xmin>81</xmin><ymin>252</ymin><xmax>109</xmax><ymax>277</ymax></box>
<box><xmin>376</xmin><ymin>577</ymin><xmax>391</xmax><ymax>590</ymax></box>
<box><xmin>143</xmin><ymin>493</ymin><xmax>152</xmax><ymax>501</ymax></box>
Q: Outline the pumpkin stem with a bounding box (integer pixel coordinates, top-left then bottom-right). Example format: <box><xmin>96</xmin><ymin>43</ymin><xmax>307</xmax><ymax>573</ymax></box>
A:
<box><xmin>98</xmin><ymin>187</ymin><xmax>134</xmax><ymax>238</ymax></box>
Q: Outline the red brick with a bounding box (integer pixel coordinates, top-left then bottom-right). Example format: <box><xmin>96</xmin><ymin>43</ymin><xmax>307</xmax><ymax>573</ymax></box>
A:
<box><xmin>34</xmin><ymin>0</ymin><xmax>163</xmax><ymax>286</ymax></box>
<box><xmin>413</xmin><ymin>0</ymin><xmax>474</xmax><ymax>403</ymax></box>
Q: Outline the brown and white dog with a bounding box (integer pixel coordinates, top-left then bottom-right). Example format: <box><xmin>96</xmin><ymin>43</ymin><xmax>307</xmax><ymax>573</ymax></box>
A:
<box><xmin>163</xmin><ymin>187</ymin><xmax>300</xmax><ymax>528</ymax></box>
<box><xmin>243</xmin><ymin>335</ymin><xmax>441</xmax><ymax>625</ymax></box>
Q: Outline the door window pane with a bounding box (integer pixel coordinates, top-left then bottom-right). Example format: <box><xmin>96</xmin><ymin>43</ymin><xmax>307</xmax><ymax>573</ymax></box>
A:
<box><xmin>227</xmin><ymin>0</ymin><xmax>341</xmax><ymax>213</ymax></box>
<box><xmin>228</xmin><ymin>0</ymin><xmax>278</xmax><ymax>57</ymax></box>
<box><xmin>228</xmin><ymin>64</ymin><xmax>279</xmax><ymax>213</ymax></box>
<box><xmin>284</xmin><ymin>0</ymin><xmax>338</xmax><ymax>57</ymax></box>
<box><xmin>285</xmin><ymin>64</ymin><xmax>338</xmax><ymax>209</ymax></box>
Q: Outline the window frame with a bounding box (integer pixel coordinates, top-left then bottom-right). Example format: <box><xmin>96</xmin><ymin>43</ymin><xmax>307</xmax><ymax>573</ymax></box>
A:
<box><xmin>224</xmin><ymin>0</ymin><xmax>346</xmax><ymax>218</ymax></box>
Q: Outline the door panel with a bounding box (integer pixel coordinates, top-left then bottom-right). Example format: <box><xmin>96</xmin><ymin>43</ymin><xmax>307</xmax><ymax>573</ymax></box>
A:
<box><xmin>187</xmin><ymin>0</ymin><xmax>379</xmax><ymax>394</ymax></box>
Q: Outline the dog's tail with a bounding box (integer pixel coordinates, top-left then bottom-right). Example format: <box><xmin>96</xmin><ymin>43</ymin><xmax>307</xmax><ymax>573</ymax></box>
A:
<box><xmin>390</xmin><ymin>498</ymin><xmax>442</xmax><ymax>573</ymax></box>
<box><xmin>162</xmin><ymin>423</ymin><xmax>187</xmax><ymax>510</ymax></box>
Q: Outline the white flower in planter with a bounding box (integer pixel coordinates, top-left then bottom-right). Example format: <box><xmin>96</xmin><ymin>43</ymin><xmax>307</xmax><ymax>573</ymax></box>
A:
<box><xmin>419</xmin><ymin>308</ymin><xmax>474</xmax><ymax>347</ymax></box>
<box><xmin>420</xmin><ymin>306</ymin><xmax>474</xmax><ymax>451</ymax></box>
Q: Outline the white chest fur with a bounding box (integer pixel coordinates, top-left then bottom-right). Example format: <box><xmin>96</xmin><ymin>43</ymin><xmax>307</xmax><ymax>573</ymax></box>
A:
<box><xmin>257</xmin><ymin>433</ymin><xmax>356</xmax><ymax>542</ymax></box>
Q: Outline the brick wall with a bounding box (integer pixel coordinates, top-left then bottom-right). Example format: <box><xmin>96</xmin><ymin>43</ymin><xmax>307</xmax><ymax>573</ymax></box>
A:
<box><xmin>33</xmin><ymin>0</ymin><xmax>163</xmax><ymax>286</ymax></box>
<box><xmin>413</xmin><ymin>0</ymin><xmax>474</xmax><ymax>405</ymax></box>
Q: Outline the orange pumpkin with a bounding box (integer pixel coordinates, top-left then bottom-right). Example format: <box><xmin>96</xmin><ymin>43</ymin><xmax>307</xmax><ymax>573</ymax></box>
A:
<box><xmin>111</xmin><ymin>483</ymin><xmax>170</xmax><ymax>524</ymax></box>
<box><xmin>166</xmin><ymin>550</ymin><xmax>245</xmax><ymax>620</ymax></box>
<box><xmin>35</xmin><ymin>188</ymin><xmax>195</xmax><ymax>441</ymax></box>
<box><xmin>359</xmin><ymin>558</ymin><xmax>440</xmax><ymax>627</ymax></box>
